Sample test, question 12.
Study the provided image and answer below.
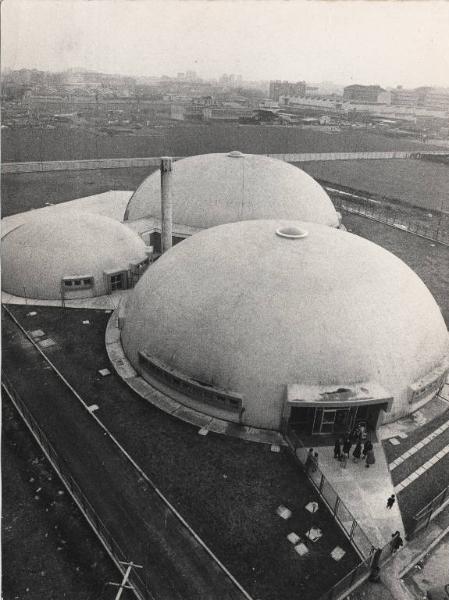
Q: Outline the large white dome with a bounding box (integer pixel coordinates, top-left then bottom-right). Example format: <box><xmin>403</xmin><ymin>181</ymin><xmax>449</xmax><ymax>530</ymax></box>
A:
<box><xmin>121</xmin><ymin>220</ymin><xmax>448</xmax><ymax>430</ymax></box>
<box><xmin>2</xmin><ymin>211</ymin><xmax>148</xmax><ymax>300</ymax></box>
<box><xmin>124</xmin><ymin>152</ymin><xmax>340</xmax><ymax>228</ymax></box>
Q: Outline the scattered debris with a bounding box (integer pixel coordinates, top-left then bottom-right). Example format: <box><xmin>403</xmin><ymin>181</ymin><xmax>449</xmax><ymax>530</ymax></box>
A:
<box><xmin>270</xmin><ymin>444</ymin><xmax>281</xmax><ymax>453</ymax></box>
<box><xmin>276</xmin><ymin>505</ymin><xmax>292</xmax><ymax>520</ymax></box>
<box><xmin>294</xmin><ymin>543</ymin><xmax>309</xmax><ymax>556</ymax></box>
<box><xmin>88</xmin><ymin>404</ymin><xmax>100</xmax><ymax>413</ymax></box>
<box><xmin>306</xmin><ymin>527</ymin><xmax>323</xmax><ymax>542</ymax></box>
<box><xmin>397</xmin><ymin>432</ymin><xmax>408</xmax><ymax>439</ymax></box>
<box><xmin>223</xmin><ymin>474</ymin><xmax>228</xmax><ymax>479</ymax></box>
<box><xmin>287</xmin><ymin>532</ymin><xmax>300</xmax><ymax>544</ymax></box>
<box><xmin>39</xmin><ymin>338</ymin><xmax>56</xmax><ymax>348</ymax></box>
<box><xmin>30</xmin><ymin>329</ymin><xmax>45</xmax><ymax>338</ymax></box>
<box><xmin>198</xmin><ymin>427</ymin><xmax>209</xmax><ymax>436</ymax></box>
<box><xmin>389</xmin><ymin>438</ymin><xmax>400</xmax><ymax>446</ymax></box>
<box><xmin>98</xmin><ymin>368</ymin><xmax>111</xmax><ymax>377</ymax></box>
<box><xmin>331</xmin><ymin>546</ymin><xmax>346</xmax><ymax>561</ymax></box>
<box><xmin>305</xmin><ymin>501</ymin><xmax>319</xmax><ymax>513</ymax></box>
<box><xmin>27</xmin><ymin>312</ymin><xmax>37</xmax><ymax>317</ymax></box>
<box><xmin>57</xmin><ymin>490</ymin><xmax>64</xmax><ymax>496</ymax></box>
<box><xmin>82</xmin><ymin>320</ymin><xmax>90</xmax><ymax>325</ymax></box>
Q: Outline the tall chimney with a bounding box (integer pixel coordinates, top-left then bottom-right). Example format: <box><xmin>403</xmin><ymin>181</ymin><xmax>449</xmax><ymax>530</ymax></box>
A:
<box><xmin>160</xmin><ymin>156</ymin><xmax>173</xmax><ymax>253</ymax></box>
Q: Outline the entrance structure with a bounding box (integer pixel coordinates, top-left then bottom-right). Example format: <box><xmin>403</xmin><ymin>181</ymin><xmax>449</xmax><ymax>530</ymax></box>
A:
<box><xmin>284</xmin><ymin>383</ymin><xmax>393</xmax><ymax>436</ymax></box>
<box><xmin>119</xmin><ymin>219</ymin><xmax>448</xmax><ymax>434</ymax></box>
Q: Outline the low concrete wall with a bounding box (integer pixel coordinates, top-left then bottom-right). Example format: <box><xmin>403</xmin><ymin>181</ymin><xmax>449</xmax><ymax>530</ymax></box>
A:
<box><xmin>2</xmin><ymin>151</ymin><xmax>449</xmax><ymax>173</ymax></box>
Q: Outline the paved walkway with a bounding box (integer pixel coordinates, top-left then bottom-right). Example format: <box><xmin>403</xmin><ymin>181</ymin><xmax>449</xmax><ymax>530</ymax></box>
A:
<box><xmin>352</xmin><ymin>508</ymin><xmax>449</xmax><ymax>600</ymax></box>
<box><xmin>316</xmin><ymin>445</ymin><xmax>404</xmax><ymax>548</ymax></box>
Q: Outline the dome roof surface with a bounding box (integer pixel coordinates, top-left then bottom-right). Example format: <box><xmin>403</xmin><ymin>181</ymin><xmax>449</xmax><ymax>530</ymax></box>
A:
<box><xmin>2</xmin><ymin>211</ymin><xmax>147</xmax><ymax>300</ymax></box>
<box><xmin>124</xmin><ymin>152</ymin><xmax>339</xmax><ymax>228</ymax></box>
<box><xmin>121</xmin><ymin>220</ymin><xmax>448</xmax><ymax>429</ymax></box>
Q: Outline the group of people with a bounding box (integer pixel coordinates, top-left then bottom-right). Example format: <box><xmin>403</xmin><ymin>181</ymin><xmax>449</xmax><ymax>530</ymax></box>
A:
<box><xmin>334</xmin><ymin>430</ymin><xmax>375</xmax><ymax>468</ymax></box>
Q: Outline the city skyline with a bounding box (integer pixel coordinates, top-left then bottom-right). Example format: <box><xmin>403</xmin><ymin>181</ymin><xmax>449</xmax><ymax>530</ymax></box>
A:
<box><xmin>2</xmin><ymin>0</ymin><xmax>449</xmax><ymax>89</ymax></box>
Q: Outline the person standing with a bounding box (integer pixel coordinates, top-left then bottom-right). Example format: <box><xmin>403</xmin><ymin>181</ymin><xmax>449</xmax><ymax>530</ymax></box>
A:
<box><xmin>312</xmin><ymin>452</ymin><xmax>319</xmax><ymax>472</ymax></box>
<box><xmin>386</xmin><ymin>494</ymin><xmax>396</xmax><ymax>509</ymax></box>
<box><xmin>352</xmin><ymin>439</ymin><xmax>362</xmax><ymax>463</ymax></box>
<box><xmin>334</xmin><ymin>438</ymin><xmax>342</xmax><ymax>460</ymax></box>
<box><xmin>305</xmin><ymin>448</ymin><xmax>314</xmax><ymax>472</ymax></box>
<box><xmin>363</xmin><ymin>438</ymin><xmax>373</xmax><ymax>457</ymax></box>
<box><xmin>365</xmin><ymin>447</ymin><xmax>375</xmax><ymax>468</ymax></box>
<box><xmin>342</xmin><ymin>436</ymin><xmax>352</xmax><ymax>458</ymax></box>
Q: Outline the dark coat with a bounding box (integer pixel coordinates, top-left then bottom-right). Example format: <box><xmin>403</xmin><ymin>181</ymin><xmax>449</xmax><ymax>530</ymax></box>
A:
<box><xmin>363</xmin><ymin>440</ymin><xmax>373</xmax><ymax>456</ymax></box>
<box><xmin>353</xmin><ymin>442</ymin><xmax>362</xmax><ymax>459</ymax></box>
<box><xmin>343</xmin><ymin>438</ymin><xmax>352</xmax><ymax>454</ymax></box>
<box><xmin>365</xmin><ymin>449</ymin><xmax>376</xmax><ymax>465</ymax></box>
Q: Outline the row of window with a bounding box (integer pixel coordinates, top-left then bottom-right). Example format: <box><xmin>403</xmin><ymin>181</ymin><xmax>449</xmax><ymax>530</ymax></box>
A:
<box><xmin>410</xmin><ymin>372</ymin><xmax>446</xmax><ymax>404</ymax></box>
<box><xmin>139</xmin><ymin>351</ymin><xmax>243</xmax><ymax>412</ymax></box>
<box><xmin>62</xmin><ymin>277</ymin><xmax>94</xmax><ymax>289</ymax></box>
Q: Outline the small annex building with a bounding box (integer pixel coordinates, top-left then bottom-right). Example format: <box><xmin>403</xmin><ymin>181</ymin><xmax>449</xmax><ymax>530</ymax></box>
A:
<box><xmin>124</xmin><ymin>151</ymin><xmax>341</xmax><ymax>252</ymax></box>
<box><xmin>2</xmin><ymin>211</ymin><xmax>150</xmax><ymax>301</ymax></box>
<box><xmin>120</xmin><ymin>220</ymin><xmax>449</xmax><ymax>434</ymax></box>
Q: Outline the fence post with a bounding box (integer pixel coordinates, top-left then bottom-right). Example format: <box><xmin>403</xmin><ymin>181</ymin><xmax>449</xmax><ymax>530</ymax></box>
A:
<box><xmin>334</xmin><ymin>497</ymin><xmax>340</xmax><ymax>516</ymax></box>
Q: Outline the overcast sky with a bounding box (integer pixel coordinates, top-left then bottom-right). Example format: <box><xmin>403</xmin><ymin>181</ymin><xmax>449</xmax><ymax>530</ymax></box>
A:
<box><xmin>2</xmin><ymin>0</ymin><xmax>449</xmax><ymax>88</ymax></box>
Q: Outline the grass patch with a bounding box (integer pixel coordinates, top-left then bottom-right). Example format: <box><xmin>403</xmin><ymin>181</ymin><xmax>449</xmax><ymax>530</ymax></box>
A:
<box><xmin>6</xmin><ymin>304</ymin><xmax>359</xmax><ymax>600</ymax></box>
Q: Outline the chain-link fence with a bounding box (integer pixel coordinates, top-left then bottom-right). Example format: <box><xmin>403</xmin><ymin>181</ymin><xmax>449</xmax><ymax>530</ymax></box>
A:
<box><xmin>409</xmin><ymin>485</ymin><xmax>449</xmax><ymax>538</ymax></box>
<box><xmin>331</xmin><ymin>194</ymin><xmax>449</xmax><ymax>246</ymax></box>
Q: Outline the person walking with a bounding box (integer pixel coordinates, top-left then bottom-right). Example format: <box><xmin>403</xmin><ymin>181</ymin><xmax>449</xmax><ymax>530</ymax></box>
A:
<box><xmin>386</xmin><ymin>494</ymin><xmax>396</xmax><ymax>509</ymax></box>
<box><xmin>365</xmin><ymin>447</ymin><xmax>375</xmax><ymax>468</ymax></box>
<box><xmin>391</xmin><ymin>532</ymin><xmax>403</xmax><ymax>554</ymax></box>
<box><xmin>342</xmin><ymin>436</ymin><xmax>352</xmax><ymax>458</ymax></box>
<box><xmin>352</xmin><ymin>439</ymin><xmax>362</xmax><ymax>463</ymax></box>
<box><xmin>363</xmin><ymin>438</ymin><xmax>373</xmax><ymax>457</ymax></box>
<box><xmin>334</xmin><ymin>438</ymin><xmax>342</xmax><ymax>460</ymax></box>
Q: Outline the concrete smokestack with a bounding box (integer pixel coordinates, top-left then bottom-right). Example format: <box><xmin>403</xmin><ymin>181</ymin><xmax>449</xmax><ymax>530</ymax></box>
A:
<box><xmin>160</xmin><ymin>156</ymin><xmax>173</xmax><ymax>253</ymax></box>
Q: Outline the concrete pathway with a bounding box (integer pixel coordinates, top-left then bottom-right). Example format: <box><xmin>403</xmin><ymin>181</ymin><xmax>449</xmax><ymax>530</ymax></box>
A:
<box><xmin>316</xmin><ymin>445</ymin><xmax>404</xmax><ymax>548</ymax></box>
<box><xmin>1</xmin><ymin>289</ymin><xmax>127</xmax><ymax>310</ymax></box>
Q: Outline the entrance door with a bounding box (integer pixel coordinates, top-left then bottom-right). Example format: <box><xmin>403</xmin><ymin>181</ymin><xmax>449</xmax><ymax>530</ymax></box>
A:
<box><xmin>312</xmin><ymin>407</ymin><xmax>356</xmax><ymax>434</ymax></box>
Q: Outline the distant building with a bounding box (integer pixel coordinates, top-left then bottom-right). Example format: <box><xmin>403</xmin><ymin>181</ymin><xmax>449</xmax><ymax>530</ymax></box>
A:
<box><xmin>269</xmin><ymin>80</ymin><xmax>306</xmax><ymax>101</ymax></box>
<box><xmin>390</xmin><ymin>87</ymin><xmax>420</xmax><ymax>106</ymax></box>
<box><xmin>343</xmin><ymin>85</ymin><xmax>390</xmax><ymax>104</ymax></box>
<box><xmin>422</xmin><ymin>88</ymin><xmax>449</xmax><ymax>111</ymax></box>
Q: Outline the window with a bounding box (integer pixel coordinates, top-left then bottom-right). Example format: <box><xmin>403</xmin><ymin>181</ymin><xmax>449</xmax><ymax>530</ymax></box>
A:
<box><xmin>138</xmin><ymin>351</ymin><xmax>243</xmax><ymax>413</ymax></box>
<box><xmin>110</xmin><ymin>273</ymin><xmax>124</xmax><ymax>291</ymax></box>
<box><xmin>62</xmin><ymin>276</ymin><xmax>94</xmax><ymax>290</ymax></box>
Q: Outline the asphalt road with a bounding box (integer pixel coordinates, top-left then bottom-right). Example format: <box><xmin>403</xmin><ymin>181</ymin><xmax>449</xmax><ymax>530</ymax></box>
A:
<box><xmin>2</xmin><ymin>309</ymin><xmax>248</xmax><ymax>600</ymax></box>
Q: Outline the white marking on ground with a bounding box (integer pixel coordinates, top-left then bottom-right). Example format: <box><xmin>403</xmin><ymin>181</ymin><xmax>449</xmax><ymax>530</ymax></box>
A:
<box><xmin>394</xmin><ymin>443</ymin><xmax>449</xmax><ymax>493</ymax></box>
<box><xmin>389</xmin><ymin>421</ymin><xmax>449</xmax><ymax>471</ymax></box>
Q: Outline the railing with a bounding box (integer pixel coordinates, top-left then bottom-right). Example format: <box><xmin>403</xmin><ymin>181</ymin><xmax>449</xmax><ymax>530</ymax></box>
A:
<box><xmin>409</xmin><ymin>484</ymin><xmax>449</xmax><ymax>538</ymax></box>
<box><xmin>331</xmin><ymin>194</ymin><xmax>449</xmax><ymax>247</ymax></box>
<box><xmin>285</xmin><ymin>427</ymin><xmax>375</xmax><ymax>560</ymax></box>
<box><xmin>2</xmin><ymin>374</ymin><xmax>149</xmax><ymax>600</ymax></box>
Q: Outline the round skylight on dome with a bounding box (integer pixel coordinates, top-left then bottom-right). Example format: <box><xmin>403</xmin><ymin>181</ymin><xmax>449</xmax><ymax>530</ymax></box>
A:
<box><xmin>227</xmin><ymin>150</ymin><xmax>245</xmax><ymax>158</ymax></box>
<box><xmin>275</xmin><ymin>225</ymin><xmax>308</xmax><ymax>239</ymax></box>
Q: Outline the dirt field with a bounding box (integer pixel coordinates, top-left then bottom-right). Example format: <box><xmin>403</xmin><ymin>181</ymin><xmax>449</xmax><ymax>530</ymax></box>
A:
<box><xmin>301</xmin><ymin>159</ymin><xmax>449</xmax><ymax>213</ymax></box>
<box><xmin>1</xmin><ymin>123</ymin><xmax>438</xmax><ymax>163</ymax></box>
